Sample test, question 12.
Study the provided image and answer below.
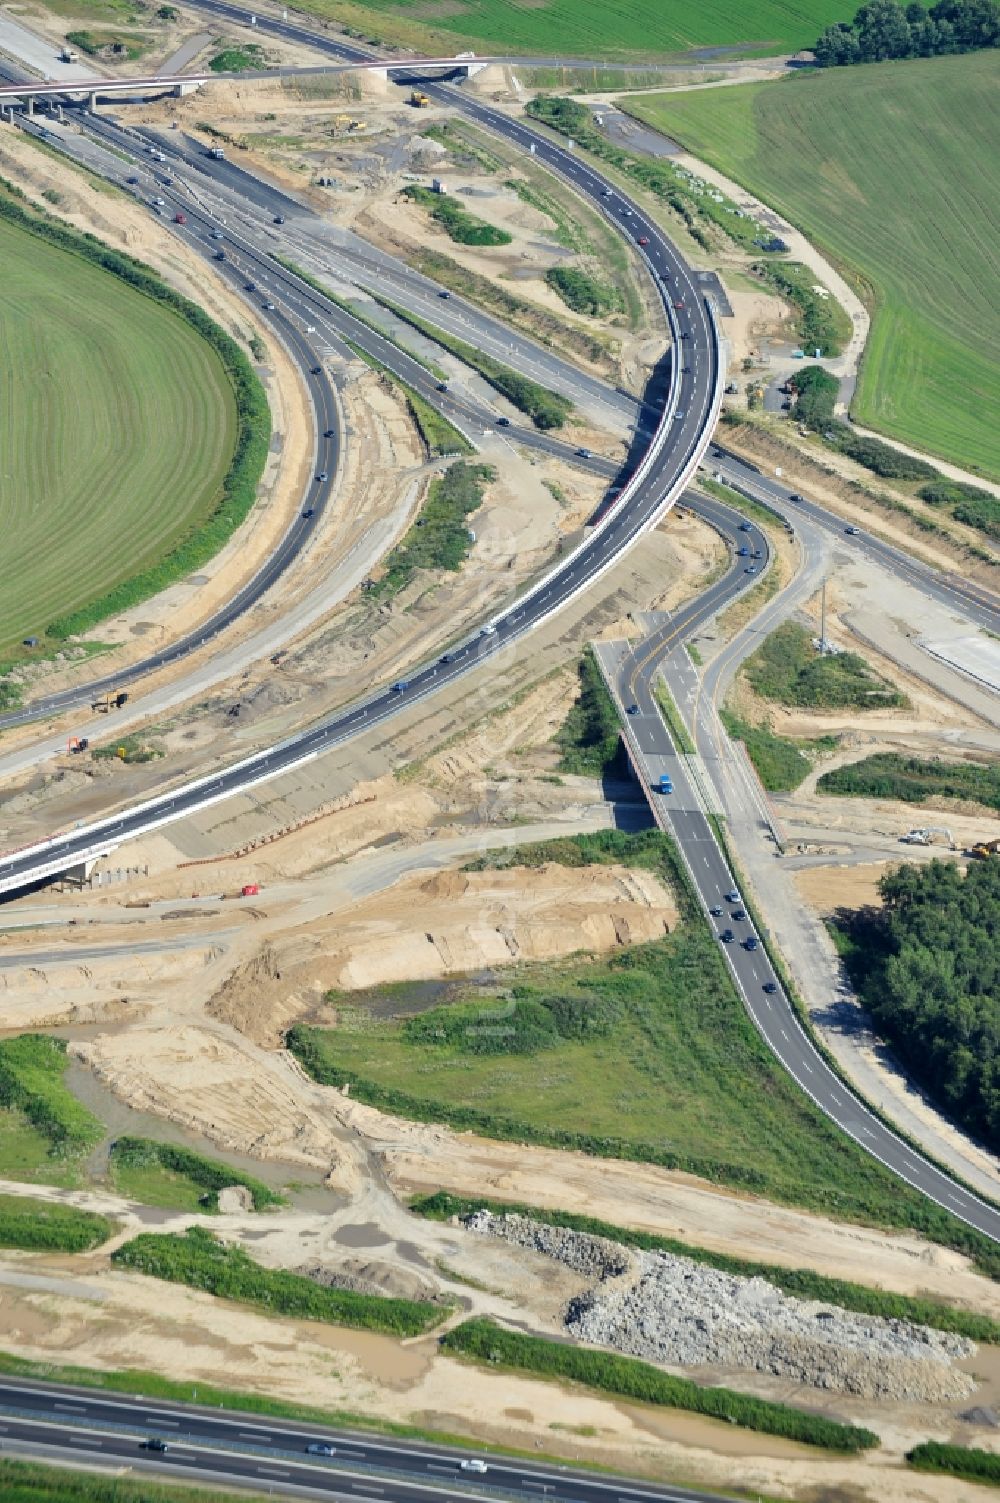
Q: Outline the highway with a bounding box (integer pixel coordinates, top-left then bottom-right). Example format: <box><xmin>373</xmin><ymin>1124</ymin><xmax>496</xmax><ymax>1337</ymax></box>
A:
<box><xmin>595</xmin><ymin>509</ymin><xmax>1000</xmax><ymax>1243</ymax></box>
<box><xmin>0</xmin><ymin>51</ymin><xmax>725</xmax><ymax>886</ymax></box>
<box><xmin>0</xmin><ymin>1378</ymin><xmax>739</xmax><ymax>1503</ymax></box>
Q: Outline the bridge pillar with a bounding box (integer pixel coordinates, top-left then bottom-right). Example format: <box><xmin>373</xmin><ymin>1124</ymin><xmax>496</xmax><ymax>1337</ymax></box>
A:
<box><xmin>89</xmin><ymin>91</ymin><xmax>99</xmax><ymax>111</ymax></box>
<box><xmin>174</xmin><ymin>80</ymin><xmax>201</xmax><ymax>96</ymax></box>
<box><xmin>26</xmin><ymin>96</ymin><xmax>35</xmax><ymax>117</ymax></box>
<box><xmin>460</xmin><ymin>62</ymin><xmax>488</xmax><ymax>77</ymax></box>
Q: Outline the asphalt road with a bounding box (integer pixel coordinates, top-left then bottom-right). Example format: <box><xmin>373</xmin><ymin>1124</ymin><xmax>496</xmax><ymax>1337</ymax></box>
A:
<box><xmin>0</xmin><ymin>1378</ymin><xmax>739</xmax><ymax>1503</ymax></box>
<box><xmin>0</xmin><ymin>57</ymin><xmax>723</xmax><ymax>888</ymax></box>
<box><xmin>598</xmin><ymin>518</ymin><xmax>1000</xmax><ymax>1244</ymax></box>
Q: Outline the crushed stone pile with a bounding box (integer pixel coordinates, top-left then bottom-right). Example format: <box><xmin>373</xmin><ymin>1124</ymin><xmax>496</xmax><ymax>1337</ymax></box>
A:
<box><xmin>465</xmin><ymin>1210</ymin><xmax>976</xmax><ymax>1402</ymax></box>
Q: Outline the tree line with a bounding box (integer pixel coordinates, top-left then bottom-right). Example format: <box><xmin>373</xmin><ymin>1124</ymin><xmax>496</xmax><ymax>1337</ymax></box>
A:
<box><xmin>836</xmin><ymin>858</ymin><xmax>1000</xmax><ymax>1147</ymax></box>
<box><xmin>814</xmin><ymin>0</ymin><xmax>999</xmax><ymax>66</ymax></box>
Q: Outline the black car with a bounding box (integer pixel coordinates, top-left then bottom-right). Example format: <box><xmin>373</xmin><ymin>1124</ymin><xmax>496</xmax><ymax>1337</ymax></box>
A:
<box><xmin>324</xmin><ymin>428</ymin><xmax>335</xmax><ymax>438</ymax></box>
<box><xmin>439</xmin><ymin>289</ymin><xmax>451</xmax><ymax>298</ymax></box>
<box><xmin>437</xmin><ymin>382</ymin><xmax>449</xmax><ymax>392</ymax></box>
<box><xmin>789</xmin><ymin>492</ymin><xmax>803</xmax><ymax>503</ymax></box>
<box><xmin>709</xmin><ymin>905</ymin><xmax>723</xmax><ymax>917</ymax></box>
<box><xmin>311</xmin><ymin>366</ymin><xmax>322</xmax><ymax>375</ymax></box>
<box><xmin>302</xmin><ymin>507</ymin><xmax>315</xmax><ymax>518</ymax></box>
<box><xmin>496</xmin><ymin>416</ymin><xmax>511</xmax><ymax>427</ymax></box>
<box><xmin>744</xmin><ymin>935</ymin><xmax>759</xmax><ymax>951</ymax></box>
<box><xmin>143</xmin><ymin>1439</ymin><xmax>168</xmax><ymax>1453</ymax></box>
<box><xmin>626</xmin><ymin>703</ymin><xmax>639</xmax><ymax>715</ymax></box>
<box><xmin>730</xmin><ymin>908</ymin><xmax>747</xmax><ymax>921</ymax></box>
<box><xmin>274</xmin><ymin>214</ymin><xmax>286</xmax><ymax>224</ymax></box>
<box><xmin>763</xmin><ymin>981</ymin><xmax>778</xmax><ymax>994</ymax></box>
<box><xmin>720</xmin><ymin>928</ymin><xmax>735</xmax><ymax>943</ymax></box>
<box><xmin>306</xmin><ymin>1443</ymin><xmax>336</xmax><ymax>1457</ymax></box>
<box><xmin>440</xmin><ymin>651</ymin><xmax>456</xmax><ymax>663</ymax></box>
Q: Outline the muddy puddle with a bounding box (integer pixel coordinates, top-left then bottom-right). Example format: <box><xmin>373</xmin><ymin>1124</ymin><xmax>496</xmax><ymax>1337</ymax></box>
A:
<box><xmin>618</xmin><ymin>1399</ymin><xmax>825</xmax><ymax>1460</ymax></box>
<box><xmin>307</xmin><ymin>1325</ymin><xmax>433</xmax><ymax>1386</ymax></box>
<box><xmin>338</xmin><ymin>972</ymin><xmax>505</xmax><ymax>1021</ymax></box>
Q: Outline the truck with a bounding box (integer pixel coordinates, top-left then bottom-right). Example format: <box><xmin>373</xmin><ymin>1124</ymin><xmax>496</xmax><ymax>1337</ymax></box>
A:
<box><xmin>208</xmin><ymin>146</ymin><xmax>226</xmax><ymax>160</ymax></box>
<box><xmin>409</xmin><ymin>90</ymin><xmax>430</xmax><ymax>107</ymax></box>
<box><xmin>241</xmin><ymin>883</ymin><xmax>260</xmax><ymax>897</ymax></box>
<box><xmin>59</xmin><ymin>47</ymin><xmax>79</xmax><ymax>63</ymax></box>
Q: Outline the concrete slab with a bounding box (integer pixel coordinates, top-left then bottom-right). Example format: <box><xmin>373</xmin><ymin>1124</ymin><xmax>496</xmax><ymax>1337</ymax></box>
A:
<box><xmin>922</xmin><ymin>633</ymin><xmax>1000</xmax><ymax>697</ymax></box>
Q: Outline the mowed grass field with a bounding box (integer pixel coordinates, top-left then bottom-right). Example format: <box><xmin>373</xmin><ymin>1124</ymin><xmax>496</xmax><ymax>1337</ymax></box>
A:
<box><xmin>301</xmin><ymin>0</ymin><xmax>844</xmax><ymax>61</ymax></box>
<box><xmin>627</xmin><ymin>52</ymin><xmax>1000</xmax><ymax>480</ymax></box>
<box><xmin>0</xmin><ymin>219</ymin><xmax>236</xmax><ymax>650</ymax></box>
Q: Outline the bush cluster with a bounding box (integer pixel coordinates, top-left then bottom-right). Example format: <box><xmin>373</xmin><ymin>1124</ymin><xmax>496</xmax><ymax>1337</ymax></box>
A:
<box><xmin>0</xmin><ymin>1193</ymin><xmax>116</xmax><ymax>1253</ymax></box>
<box><xmin>404</xmin><ymin>984</ymin><xmax>620</xmax><ymax>1056</ymax></box>
<box><xmin>790</xmin><ymin>364</ymin><xmax>839</xmax><ymax>427</ymax></box>
<box><xmin>744</xmin><ymin>621</ymin><xmax>905</xmax><ymax>710</ymax></box>
<box><xmin>918</xmin><ymin>478</ymin><xmax>1000</xmax><ymax>542</ymax></box>
<box><xmin>555</xmin><ymin>647</ymin><xmax>622</xmax><ymax>775</ymax></box>
<box><xmin>527</xmin><ymin>96</ymin><xmax>760</xmax><ymax>254</ymax></box>
<box><xmin>402</xmin><ymin>186</ymin><xmax>512</xmax><ymax>247</ymax></box>
<box><xmin>719</xmin><ymin>710</ymin><xmax>812</xmax><ymax>791</ymax></box>
<box><xmin>110</xmin><ymin>1137</ymin><xmax>284</xmax><ymax>1211</ymax></box>
<box><xmin>544</xmin><ymin>266</ymin><xmax>624</xmax><ymax>317</ymax></box>
<box><xmin>0</xmin><ymin>1034</ymin><xmax>102</xmax><ymax>1159</ymax></box>
<box><xmin>819</xmin><ymin>751</ymin><xmax>1000</xmax><ymax>810</ymax></box>
<box><xmin>413</xmin><ymin>1192</ymin><xmax>1000</xmax><ymax>1341</ymax></box>
<box><xmin>372</xmin><ymin>461</ymin><xmax>494</xmax><ymax>598</ymax></box>
<box><xmin>443</xmin><ymin>1318</ymin><xmax>879</xmax><ymax>1451</ymax></box>
<box><xmin>815</xmin><ymin>0</ymin><xmax>999</xmax><ymax>66</ymax></box>
<box><xmin>757</xmin><ymin>266</ymin><xmax>848</xmax><ymax>357</ymax></box>
<box><xmin>829</xmin><ymin>426</ymin><xmax>937</xmax><ymax>479</ymax></box>
<box><xmin>907</xmin><ymin>1439</ymin><xmax>1000</xmax><ymax>1482</ymax></box>
<box><xmin>0</xmin><ymin>195</ymin><xmax>270</xmax><ymax>643</ymax></box>
<box><xmin>112</xmin><ymin>1226</ymin><xmax>444</xmax><ymax>1335</ymax></box>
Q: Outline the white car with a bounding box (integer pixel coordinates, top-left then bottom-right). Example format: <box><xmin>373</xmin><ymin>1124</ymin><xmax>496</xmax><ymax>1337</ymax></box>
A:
<box><xmin>460</xmin><ymin>1459</ymin><xmax>488</xmax><ymax>1473</ymax></box>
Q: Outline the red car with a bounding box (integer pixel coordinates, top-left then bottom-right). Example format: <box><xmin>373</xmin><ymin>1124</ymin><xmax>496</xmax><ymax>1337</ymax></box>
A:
<box><xmin>637</xmin><ymin>235</ymin><xmax>650</xmax><ymax>245</ymax></box>
<box><xmin>673</xmin><ymin>299</ymin><xmax>685</xmax><ymax>309</ymax></box>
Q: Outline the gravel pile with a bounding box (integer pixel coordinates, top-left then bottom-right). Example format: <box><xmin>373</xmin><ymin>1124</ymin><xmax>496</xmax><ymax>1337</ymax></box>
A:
<box><xmin>465</xmin><ymin>1211</ymin><xmax>976</xmax><ymax>1402</ymax></box>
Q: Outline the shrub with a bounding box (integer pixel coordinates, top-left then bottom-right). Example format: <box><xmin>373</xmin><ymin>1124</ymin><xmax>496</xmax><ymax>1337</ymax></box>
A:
<box><xmin>0</xmin><ymin>1035</ymin><xmax>102</xmax><ymax>1158</ymax></box>
<box><xmin>790</xmin><ymin>364</ymin><xmax>839</xmax><ymax>427</ymax></box>
<box><xmin>555</xmin><ymin>648</ymin><xmax>622</xmax><ymax>775</ymax></box>
<box><xmin>908</xmin><ymin>1439</ymin><xmax>1000</xmax><ymax>1483</ymax></box>
<box><xmin>818</xmin><ymin>751</ymin><xmax>1000</xmax><ymax>810</ymax></box>
<box><xmin>744</xmin><ymin>621</ymin><xmax>905</xmax><ymax>710</ymax></box>
<box><xmin>112</xmin><ymin>1227</ymin><xmax>444</xmax><ymax>1335</ymax></box>
<box><xmin>402</xmin><ymin>186</ymin><xmax>512</xmax><ymax>247</ymax></box>
<box><xmin>372</xmin><ymin>461</ymin><xmax>494</xmax><ymax>598</ymax></box>
<box><xmin>828</xmin><ymin>425</ymin><xmax>937</xmax><ymax>479</ymax></box>
<box><xmin>719</xmin><ymin>711</ymin><xmax>812</xmax><ymax>791</ymax></box>
<box><xmin>545</xmin><ymin>266</ymin><xmax>624</xmax><ymax>317</ymax></box>
<box><xmin>443</xmin><ymin>1318</ymin><xmax>879</xmax><ymax>1451</ymax></box>
<box><xmin>756</xmin><ymin>263</ymin><xmax>849</xmax><ymax>357</ymax></box>
<box><xmin>0</xmin><ymin>1193</ymin><xmax>116</xmax><ymax>1253</ymax></box>
<box><xmin>110</xmin><ymin>1138</ymin><xmax>284</xmax><ymax>1211</ymax></box>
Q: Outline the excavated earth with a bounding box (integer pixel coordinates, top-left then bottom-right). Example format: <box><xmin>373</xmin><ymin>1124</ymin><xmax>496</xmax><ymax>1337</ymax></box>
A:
<box><xmin>465</xmin><ymin>1211</ymin><xmax>976</xmax><ymax>1403</ymax></box>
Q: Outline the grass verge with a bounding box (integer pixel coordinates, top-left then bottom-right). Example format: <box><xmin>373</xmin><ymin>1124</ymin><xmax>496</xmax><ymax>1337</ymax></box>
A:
<box><xmin>108</xmin><ymin>1138</ymin><xmax>284</xmax><ymax>1213</ymax></box>
<box><xmin>555</xmin><ymin>648</ymin><xmax>623</xmax><ymax>775</ymax></box>
<box><xmin>0</xmin><ymin>1035</ymin><xmax>102</xmax><ymax>1175</ymax></box>
<box><xmin>719</xmin><ymin>709</ymin><xmax>821</xmax><ymax>792</ymax></box>
<box><xmin>112</xmin><ymin>1226</ymin><xmax>445</xmax><ymax>1335</ymax></box>
<box><xmin>413</xmin><ymin>1192</ymin><xmax>1000</xmax><ymax>1342</ymax></box>
<box><xmin>653</xmin><ymin>679</ymin><xmax>695</xmax><ymax>756</ymax></box>
<box><xmin>0</xmin><ymin>1458</ymin><xmax>278</xmax><ymax>1503</ymax></box>
<box><xmin>343</xmin><ymin>339</ymin><xmax>472</xmax><ymax>457</ymax></box>
<box><xmin>0</xmin><ymin>1193</ymin><xmax>116</xmax><ymax>1253</ymax></box>
<box><xmin>442</xmin><ymin>1318</ymin><xmax>878</xmax><ymax>1452</ymax></box>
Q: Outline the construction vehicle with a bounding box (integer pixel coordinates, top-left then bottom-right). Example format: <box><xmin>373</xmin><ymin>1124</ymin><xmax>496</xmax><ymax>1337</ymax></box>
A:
<box><xmin>208</xmin><ymin>146</ymin><xmax>225</xmax><ymax>160</ymax></box>
<box><xmin>60</xmin><ymin>46</ymin><xmax>79</xmax><ymax>63</ymax></box>
<box><xmin>91</xmin><ymin>690</ymin><xmax>129</xmax><ymax>714</ymax></box>
<box><xmin>968</xmin><ymin>838</ymin><xmax>1000</xmax><ymax>860</ymax></box>
<box><xmin>409</xmin><ymin>90</ymin><xmax>430</xmax><ymax>108</ymax></box>
<box><xmin>899</xmin><ymin>827</ymin><xmax>955</xmax><ymax>849</ymax></box>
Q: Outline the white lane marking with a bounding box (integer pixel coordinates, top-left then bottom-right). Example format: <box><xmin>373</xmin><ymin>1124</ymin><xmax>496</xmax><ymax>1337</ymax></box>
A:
<box><xmin>780</xmin><ymin>1028</ymin><xmax>789</xmax><ymax>1041</ymax></box>
<box><xmin>802</xmin><ymin>1061</ymin><xmax>813</xmax><ymax>1074</ymax></box>
<box><xmin>55</xmin><ymin>1403</ymin><xmax>87</xmax><ymax>1412</ymax></box>
<box><xmin>239</xmin><ymin>1430</ymin><xmax>271</xmax><ymax>1440</ymax></box>
<box><xmin>68</xmin><ymin>1437</ymin><xmax>101</xmax><ymax>1446</ymax></box>
<box><xmin>147</xmin><ymin>1418</ymin><xmax>179</xmax><ymax>1427</ymax></box>
<box><xmin>257</xmin><ymin>1469</ymin><xmax>290</xmax><ymax>1479</ymax></box>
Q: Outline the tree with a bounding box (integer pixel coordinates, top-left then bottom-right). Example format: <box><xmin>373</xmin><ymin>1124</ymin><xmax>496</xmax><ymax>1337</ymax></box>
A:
<box><xmin>931</xmin><ymin>0</ymin><xmax>1000</xmax><ymax>45</ymax></box>
<box><xmin>814</xmin><ymin>20</ymin><xmax>863</xmax><ymax>60</ymax></box>
<box><xmin>790</xmin><ymin>365</ymin><xmax>839</xmax><ymax>428</ymax></box>
<box><xmin>853</xmin><ymin>0</ymin><xmax>915</xmax><ymax>57</ymax></box>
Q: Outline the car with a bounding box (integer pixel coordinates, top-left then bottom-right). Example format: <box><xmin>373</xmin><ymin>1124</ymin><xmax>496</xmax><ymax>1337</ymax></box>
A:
<box><xmin>575</xmin><ymin>447</ymin><xmax>591</xmax><ymax>458</ymax></box>
<box><xmin>440</xmin><ymin>651</ymin><xmax>457</xmax><ymax>663</ymax></box>
<box><xmin>673</xmin><ymin>410</ymin><xmax>685</xmax><ymax>420</ymax></box>
<box><xmin>152</xmin><ymin>196</ymin><xmax>166</xmax><ymax>206</ymax></box>
<box><xmin>623</xmin><ymin>208</ymin><xmax>633</xmax><ymax>216</ymax></box>
<box><xmin>763</xmin><ymin>981</ymin><xmax>778</xmax><ymax>994</ymax></box>
<box><xmin>709</xmin><ymin>905</ymin><xmax>723</xmax><ymax>917</ymax></box>
<box><xmin>681</xmin><ymin>365</ymin><xmax>691</xmax><ymax>374</ymax></box>
<box><xmin>751</xmin><ymin>549</ymin><xmax>762</xmax><ymax>559</ymax></box>
<box><xmin>316</xmin><ymin>471</ymin><xmax>328</xmax><ymax>482</ymax></box>
<box><xmin>311</xmin><ymin>365</ymin><xmax>322</xmax><ymax>375</ymax></box>
<box><xmin>680</xmin><ymin>330</ymin><xmax>690</xmax><ymax>340</ymax></box>
<box><xmin>744</xmin><ymin>566</ymin><xmax>757</xmax><ymax>574</ymax></box>
<box><xmin>845</xmin><ymin>525</ymin><xmax>861</xmax><ymax>535</ymax></box>
<box><xmin>673</xmin><ymin>299</ymin><xmax>685</xmax><ymax>310</ymax></box>
<box><xmin>657</xmin><ymin>778</ymin><xmax>673</xmax><ymax>795</ymax></box>
<box><xmin>730</xmin><ymin>908</ymin><xmax>746</xmax><ymax>921</ymax></box>
<box><xmin>392</xmin><ymin>680</ymin><xmax>409</xmax><ymax>692</ymax></box>
<box><xmin>725</xmin><ymin>890</ymin><xmax>740</xmax><ymax>903</ymax></box>
<box><xmin>302</xmin><ymin>507</ymin><xmax>315</xmax><ymax>518</ymax></box>
<box><xmin>143</xmin><ymin>1439</ymin><xmax>169</xmax><ymax>1453</ymax></box>
<box><xmin>245</xmin><ymin>281</ymin><xmax>256</xmax><ymax>292</ymax></box>
<box><xmin>460</xmin><ymin>1460</ymin><xmax>489</xmax><ymax>1474</ymax></box>
<box><xmin>789</xmin><ymin>492</ymin><xmax>804</xmax><ymax>503</ymax></box>
<box><xmin>739</xmin><ymin>521</ymin><xmax>752</xmax><ymax>532</ymax></box>
<box><xmin>744</xmin><ymin>935</ymin><xmax>759</xmax><ymax>951</ymax></box>
<box><xmin>602</xmin><ymin>188</ymin><xmax>612</xmax><ymax>197</ymax></box>
<box><xmin>436</xmin><ymin>382</ymin><xmax>449</xmax><ymax>392</ymax></box>
<box><xmin>263</xmin><ymin>301</ymin><xmax>276</xmax><ymax>310</ymax></box>
<box><xmin>305</xmin><ymin>1443</ymin><xmax>336</xmax><ymax>1457</ymax></box>
<box><xmin>480</xmin><ymin>623</ymin><xmax>497</xmax><ymax>636</ymax></box>
<box><xmin>637</xmin><ymin>235</ymin><xmax>650</xmax><ymax>245</ymax></box>
<box><xmin>438</xmin><ymin>289</ymin><xmax>451</xmax><ymax>298</ymax></box>
<box><xmin>736</xmin><ymin>546</ymin><xmax>749</xmax><ymax>557</ymax></box>
<box><xmin>273</xmin><ymin>214</ymin><xmax>285</xmax><ymax>224</ymax></box>
<box><xmin>496</xmin><ymin>416</ymin><xmax>511</xmax><ymax>427</ymax></box>
<box><xmin>305</xmin><ymin>324</ymin><xmax>316</xmax><ymax>333</ymax></box>
<box><xmin>126</xmin><ymin>175</ymin><xmax>139</xmax><ymax>184</ymax></box>
<box><xmin>626</xmin><ymin>703</ymin><xmax>639</xmax><ymax>715</ymax></box>
<box><xmin>324</xmin><ymin>428</ymin><xmax>335</xmax><ymax>438</ymax></box>
<box><xmin>210</xmin><ymin>229</ymin><xmax>224</xmax><ymax>240</ymax></box>
<box><xmin>720</xmin><ymin>929</ymin><xmax>735</xmax><ymax>943</ymax></box>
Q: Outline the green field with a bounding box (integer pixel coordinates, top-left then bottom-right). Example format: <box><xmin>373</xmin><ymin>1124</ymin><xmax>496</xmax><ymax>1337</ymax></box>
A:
<box><xmin>300</xmin><ymin>0</ymin><xmax>844</xmax><ymax>60</ymax></box>
<box><xmin>0</xmin><ymin>216</ymin><xmax>236</xmax><ymax>652</ymax></box>
<box><xmin>627</xmin><ymin>52</ymin><xmax>1000</xmax><ymax>479</ymax></box>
